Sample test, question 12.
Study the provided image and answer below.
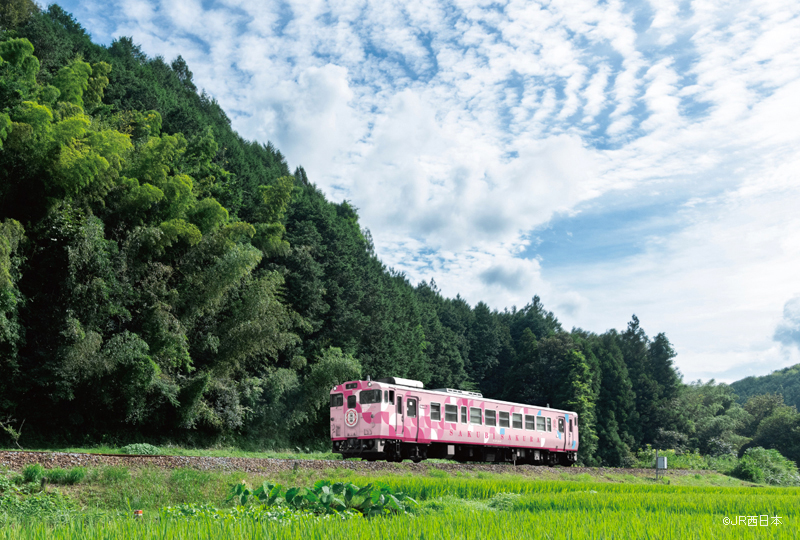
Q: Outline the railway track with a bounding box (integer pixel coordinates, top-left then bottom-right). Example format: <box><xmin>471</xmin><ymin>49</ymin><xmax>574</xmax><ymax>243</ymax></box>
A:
<box><xmin>0</xmin><ymin>450</ymin><xmax>705</xmax><ymax>478</ymax></box>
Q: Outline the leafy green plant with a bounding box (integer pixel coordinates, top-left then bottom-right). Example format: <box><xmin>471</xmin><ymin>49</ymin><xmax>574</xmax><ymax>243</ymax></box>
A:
<box><xmin>226</xmin><ymin>479</ymin><xmax>417</xmax><ymax>518</ymax></box>
<box><xmin>120</xmin><ymin>443</ymin><xmax>160</xmax><ymax>455</ymax></box>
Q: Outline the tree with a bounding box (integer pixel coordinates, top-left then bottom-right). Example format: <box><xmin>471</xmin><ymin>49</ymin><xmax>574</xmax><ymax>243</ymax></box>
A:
<box><xmin>0</xmin><ymin>0</ymin><xmax>38</xmax><ymax>30</ymax></box>
<box><xmin>593</xmin><ymin>331</ymin><xmax>637</xmax><ymax>465</ymax></box>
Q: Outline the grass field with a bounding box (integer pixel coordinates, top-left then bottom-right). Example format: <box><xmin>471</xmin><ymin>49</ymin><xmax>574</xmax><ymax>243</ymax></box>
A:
<box><xmin>1</xmin><ymin>463</ymin><xmax>796</xmax><ymax>539</ymax></box>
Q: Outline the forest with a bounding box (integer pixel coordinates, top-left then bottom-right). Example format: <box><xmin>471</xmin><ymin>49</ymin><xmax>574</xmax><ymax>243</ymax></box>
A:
<box><xmin>0</xmin><ymin>2</ymin><xmax>798</xmax><ymax>468</ymax></box>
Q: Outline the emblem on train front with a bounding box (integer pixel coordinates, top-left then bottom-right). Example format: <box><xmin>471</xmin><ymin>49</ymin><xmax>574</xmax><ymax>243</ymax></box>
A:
<box><xmin>345</xmin><ymin>409</ymin><xmax>358</xmax><ymax>427</ymax></box>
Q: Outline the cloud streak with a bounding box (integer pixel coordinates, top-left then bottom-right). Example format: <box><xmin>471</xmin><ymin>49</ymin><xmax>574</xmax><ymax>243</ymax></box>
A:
<box><xmin>58</xmin><ymin>0</ymin><xmax>800</xmax><ymax>381</ymax></box>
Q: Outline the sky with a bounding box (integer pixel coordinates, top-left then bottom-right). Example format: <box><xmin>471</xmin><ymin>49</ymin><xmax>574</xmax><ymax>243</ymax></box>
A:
<box><xmin>53</xmin><ymin>0</ymin><xmax>800</xmax><ymax>383</ymax></box>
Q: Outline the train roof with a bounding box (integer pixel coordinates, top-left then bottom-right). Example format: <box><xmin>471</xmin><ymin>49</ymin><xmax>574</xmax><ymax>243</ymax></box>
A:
<box><xmin>348</xmin><ymin>378</ymin><xmax>578</xmax><ymax>416</ymax></box>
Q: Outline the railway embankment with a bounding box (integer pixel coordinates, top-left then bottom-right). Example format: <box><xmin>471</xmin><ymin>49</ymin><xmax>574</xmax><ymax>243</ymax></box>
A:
<box><xmin>0</xmin><ymin>450</ymin><xmax>709</xmax><ymax>478</ymax></box>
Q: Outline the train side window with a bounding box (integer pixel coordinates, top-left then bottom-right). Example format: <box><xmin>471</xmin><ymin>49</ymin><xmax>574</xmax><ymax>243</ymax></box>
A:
<box><xmin>499</xmin><ymin>411</ymin><xmax>509</xmax><ymax>428</ymax></box>
<box><xmin>389</xmin><ymin>390</ymin><xmax>395</xmax><ymax>404</ymax></box>
<box><xmin>347</xmin><ymin>395</ymin><xmax>356</xmax><ymax>409</ymax></box>
<box><xmin>431</xmin><ymin>403</ymin><xmax>441</xmax><ymax>421</ymax></box>
<box><xmin>397</xmin><ymin>396</ymin><xmax>403</xmax><ymax>414</ymax></box>
<box><xmin>512</xmin><ymin>413</ymin><xmax>522</xmax><ymax>429</ymax></box>
<box><xmin>485</xmin><ymin>410</ymin><xmax>496</xmax><ymax>427</ymax></box>
<box><xmin>407</xmin><ymin>399</ymin><xmax>417</xmax><ymax>418</ymax></box>
<box><xmin>384</xmin><ymin>390</ymin><xmax>388</xmax><ymax>402</ymax></box>
<box><xmin>525</xmin><ymin>415</ymin><xmax>535</xmax><ymax>430</ymax></box>
<box><xmin>330</xmin><ymin>393</ymin><xmax>343</xmax><ymax>407</ymax></box>
<box><xmin>536</xmin><ymin>416</ymin><xmax>546</xmax><ymax>431</ymax></box>
<box><xmin>469</xmin><ymin>407</ymin><xmax>482</xmax><ymax>425</ymax></box>
<box><xmin>461</xmin><ymin>406</ymin><xmax>467</xmax><ymax>424</ymax></box>
<box><xmin>445</xmin><ymin>404</ymin><xmax>458</xmax><ymax>422</ymax></box>
<box><xmin>546</xmin><ymin>418</ymin><xmax>552</xmax><ymax>432</ymax></box>
<box><xmin>558</xmin><ymin>418</ymin><xmax>565</xmax><ymax>432</ymax></box>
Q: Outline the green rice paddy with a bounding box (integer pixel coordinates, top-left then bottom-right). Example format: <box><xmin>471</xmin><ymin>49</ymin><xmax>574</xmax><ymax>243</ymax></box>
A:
<box><xmin>1</xmin><ymin>467</ymin><xmax>796</xmax><ymax>539</ymax></box>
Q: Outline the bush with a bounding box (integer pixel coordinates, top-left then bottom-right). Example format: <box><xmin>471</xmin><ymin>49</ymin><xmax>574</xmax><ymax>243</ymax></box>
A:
<box><xmin>731</xmin><ymin>458</ymin><xmax>764</xmax><ymax>483</ymax></box>
<box><xmin>120</xmin><ymin>443</ymin><xmax>160</xmax><ymax>455</ymax></box>
<box><xmin>731</xmin><ymin>447</ymin><xmax>800</xmax><ymax>486</ymax></box>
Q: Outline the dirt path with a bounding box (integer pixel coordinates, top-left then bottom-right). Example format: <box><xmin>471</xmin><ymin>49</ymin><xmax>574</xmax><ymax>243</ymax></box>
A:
<box><xmin>0</xmin><ymin>450</ymin><xmax>706</xmax><ymax>479</ymax></box>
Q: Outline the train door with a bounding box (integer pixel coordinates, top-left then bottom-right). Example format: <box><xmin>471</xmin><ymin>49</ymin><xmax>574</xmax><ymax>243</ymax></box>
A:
<box><xmin>395</xmin><ymin>394</ymin><xmax>404</xmax><ymax>437</ymax></box>
<box><xmin>567</xmin><ymin>414</ymin><xmax>573</xmax><ymax>450</ymax></box>
<box><xmin>344</xmin><ymin>394</ymin><xmax>358</xmax><ymax>438</ymax></box>
<box><xmin>558</xmin><ymin>416</ymin><xmax>566</xmax><ymax>451</ymax></box>
<box><xmin>405</xmin><ymin>397</ymin><xmax>419</xmax><ymax>441</ymax></box>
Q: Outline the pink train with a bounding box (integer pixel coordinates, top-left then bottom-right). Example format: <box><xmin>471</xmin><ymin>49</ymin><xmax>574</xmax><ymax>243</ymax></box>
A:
<box><xmin>330</xmin><ymin>377</ymin><xmax>579</xmax><ymax>465</ymax></box>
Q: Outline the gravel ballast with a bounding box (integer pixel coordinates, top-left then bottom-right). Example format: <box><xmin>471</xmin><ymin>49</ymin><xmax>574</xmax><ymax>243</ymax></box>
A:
<box><xmin>0</xmin><ymin>451</ymin><xmax>707</xmax><ymax>478</ymax></box>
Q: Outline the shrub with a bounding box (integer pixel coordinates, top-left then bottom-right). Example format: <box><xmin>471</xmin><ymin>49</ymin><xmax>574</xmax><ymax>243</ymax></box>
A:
<box><xmin>731</xmin><ymin>458</ymin><xmax>764</xmax><ymax>484</ymax></box>
<box><xmin>731</xmin><ymin>447</ymin><xmax>800</xmax><ymax>486</ymax></box>
<box><xmin>120</xmin><ymin>443</ymin><xmax>160</xmax><ymax>455</ymax></box>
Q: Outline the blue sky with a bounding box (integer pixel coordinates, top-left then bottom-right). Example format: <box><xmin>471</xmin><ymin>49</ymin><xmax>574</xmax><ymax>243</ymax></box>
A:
<box><xmin>54</xmin><ymin>0</ymin><xmax>800</xmax><ymax>382</ymax></box>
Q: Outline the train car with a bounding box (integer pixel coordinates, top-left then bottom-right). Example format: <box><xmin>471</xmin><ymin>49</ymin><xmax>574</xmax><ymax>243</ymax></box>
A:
<box><xmin>330</xmin><ymin>377</ymin><xmax>579</xmax><ymax>465</ymax></box>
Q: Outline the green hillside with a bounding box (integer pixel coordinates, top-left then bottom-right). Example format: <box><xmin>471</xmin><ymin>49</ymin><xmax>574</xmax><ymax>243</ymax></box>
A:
<box><xmin>732</xmin><ymin>364</ymin><xmax>800</xmax><ymax>409</ymax></box>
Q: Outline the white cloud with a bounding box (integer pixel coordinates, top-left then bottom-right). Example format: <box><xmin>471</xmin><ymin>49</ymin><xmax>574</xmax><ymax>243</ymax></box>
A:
<box><xmin>57</xmin><ymin>0</ymin><xmax>800</xmax><ymax>381</ymax></box>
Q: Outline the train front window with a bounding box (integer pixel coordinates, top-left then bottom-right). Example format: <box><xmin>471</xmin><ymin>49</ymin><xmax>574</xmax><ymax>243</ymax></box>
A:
<box><xmin>499</xmin><ymin>411</ymin><xmax>509</xmax><ymax>428</ymax></box>
<box><xmin>330</xmin><ymin>393</ymin><xmax>343</xmax><ymax>407</ymax></box>
<box><xmin>485</xmin><ymin>410</ymin><xmax>496</xmax><ymax>427</ymax></box>
<box><xmin>525</xmin><ymin>415</ymin><xmax>535</xmax><ymax>430</ymax></box>
<box><xmin>469</xmin><ymin>407</ymin><xmax>482</xmax><ymax>425</ymax></box>
<box><xmin>430</xmin><ymin>403</ymin><xmax>441</xmax><ymax>421</ymax></box>
<box><xmin>512</xmin><ymin>413</ymin><xmax>522</xmax><ymax>429</ymax></box>
<box><xmin>359</xmin><ymin>389</ymin><xmax>381</xmax><ymax>404</ymax></box>
<box><xmin>347</xmin><ymin>395</ymin><xmax>356</xmax><ymax>409</ymax></box>
<box><xmin>445</xmin><ymin>404</ymin><xmax>458</xmax><ymax>422</ymax></box>
<box><xmin>536</xmin><ymin>416</ymin><xmax>546</xmax><ymax>431</ymax></box>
